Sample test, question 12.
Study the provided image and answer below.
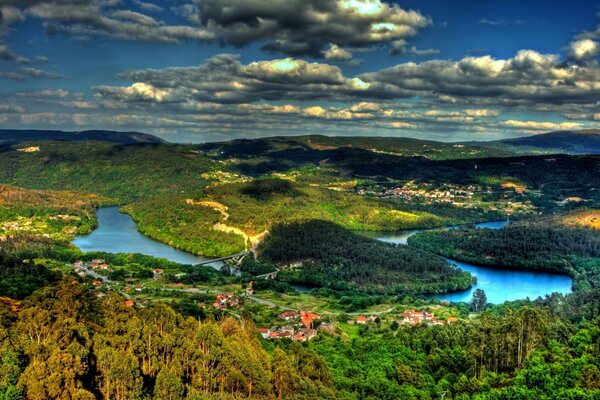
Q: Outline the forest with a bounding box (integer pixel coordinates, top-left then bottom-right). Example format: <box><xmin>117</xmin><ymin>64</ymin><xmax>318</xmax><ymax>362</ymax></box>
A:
<box><xmin>1</xmin><ymin>140</ymin><xmax>600</xmax><ymax>209</ymax></box>
<box><xmin>124</xmin><ymin>178</ymin><xmax>479</xmax><ymax>257</ymax></box>
<box><xmin>0</xmin><ymin>270</ymin><xmax>597</xmax><ymax>400</ymax></box>
<box><xmin>256</xmin><ymin>220</ymin><xmax>473</xmax><ymax>294</ymax></box>
<box><xmin>0</xmin><ymin>137</ymin><xmax>598</xmax><ymax>399</ymax></box>
<box><xmin>408</xmin><ymin>223</ymin><xmax>600</xmax><ymax>292</ymax></box>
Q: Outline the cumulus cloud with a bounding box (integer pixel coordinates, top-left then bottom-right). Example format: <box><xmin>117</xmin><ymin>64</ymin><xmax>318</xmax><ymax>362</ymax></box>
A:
<box><xmin>4</xmin><ymin>0</ymin><xmax>213</xmax><ymax>44</ymax></box>
<box><xmin>324</xmin><ymin>44</ymin><xmax>353</xmax><ymax>61</ymax></box>
<box><xmin>133</xmin><ymin>0</ymin><xmax>164</xmax><ymax>13</ymax></box>
<box><xmin>93</xmin><ymin>54</ymin><xmax>381</xmax><ymax>105</ymax></box>
<box><xmin>389</xmin><ymin>40</ymin><xmax>438</xmax><ymax>57</ymax></box>
<box><xmin>192</xmin><ymin>0</ymin><xmax>430</xmax><ymax>57</ymax></box>
<box><xmin>91</xmin><ymin>49</ymin><xmax>600</xmax><ymax>120</ymax></box>
<box><xmin>568</xmin><ymin>39</ymin><xmax>599</xmax><ymax>63</ymax></box>
<box><xmin>0</xmin><ymin>102</ymin><xmax>25</xmax><ymax>113</ymax></box>
<box><xmin>361</xmin><ymin>49</ymin><xmax>600</xmax><ymax>107</ymax></box>
<box><xmin>1</xmin><ymin>0</ymin><xmax>428</xmax><ymax>56</ymax></box>
<box><xmin>502</xmin><ymin>120</ymin><xmax>582</xmax><ymax>131</ymax></box>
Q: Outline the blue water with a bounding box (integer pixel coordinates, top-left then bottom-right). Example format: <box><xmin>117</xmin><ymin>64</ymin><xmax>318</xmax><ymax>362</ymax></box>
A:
<box><xmin>72</xmin><ymin>207</ymin><xmax>223</xmax><ymax>268</ymax></box>
<box><xmin>369</xmin><ymin>220</ymin><xmax>573</xmax><ymax>304</ymax></box>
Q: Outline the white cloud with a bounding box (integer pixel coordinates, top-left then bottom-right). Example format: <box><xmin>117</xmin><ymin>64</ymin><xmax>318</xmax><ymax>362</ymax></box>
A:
<box><xmin>324</xmin><ymin>44</ymin><xmax>353</xmax><ymax>61</ymax></box>
<box><xmin>568</xmin><ymin>39</ymin><xmax>599</xmax><ymax>62</ymax></box>
<box><xmin>502</xmin><ymin>120</ymin><xmax>582</xmax><ymax>131</ymax></box>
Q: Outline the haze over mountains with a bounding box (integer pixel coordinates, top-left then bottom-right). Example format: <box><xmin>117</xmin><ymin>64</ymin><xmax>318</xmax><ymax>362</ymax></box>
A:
<box><xmin>0</xmin><ymin>129</ymin><xmax>165</xmax><ymax>145</ymax></box>
<box><xmin>2</xmin><ymin>128</ymin><xmax>600</xmax><ymax>156</ymax></box>
<box><xmin>489</xmin><ymin>129</ymin><xmax>600</xmax><ymax>154</ymax></box>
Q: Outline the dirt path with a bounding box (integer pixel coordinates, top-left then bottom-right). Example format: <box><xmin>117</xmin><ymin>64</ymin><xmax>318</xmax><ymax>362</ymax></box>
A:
<box><xmin>187</xmin><ymin>199</ymin><xmax>268</xmax><ymax>251</ymax></box>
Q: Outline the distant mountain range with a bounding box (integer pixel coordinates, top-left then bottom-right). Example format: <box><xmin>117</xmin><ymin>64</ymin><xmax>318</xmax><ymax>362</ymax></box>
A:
<box><xmin>468</xmin><ymin>129</ymin><xmax>600</xmax><ymax>155</ymax></box>
<box><xmin>1</xmin><ymin>128</ymin><xmax>599</xmax><ymax>156</ymax></box>
<box><xmin>0</xmin><ymin>129</ymin><xmax>166</xmax><ymax>145</ymax></box>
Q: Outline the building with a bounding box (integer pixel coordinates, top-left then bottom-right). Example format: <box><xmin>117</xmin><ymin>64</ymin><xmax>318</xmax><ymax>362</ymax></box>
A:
<box><xmin>356</xmin><ymin>315</ymin><xmax>366</xmax><ymax>325</ymax></box>
<box><xmin>301</xmin><ymin>311</ymin><xmax>320</xmax><ymax>328</ymax></box>
<box><xmin>278</xmin><ymin>311</ymin><xmax>300</xmax><ymax>321</ymax></box>
<box><xmin>246</xmin><ymin>281</ymin><xmax>254</xmax><ymax>296</ymax></box>
<box><xmin>258</xmin><ymin>328</ymin><xmax>270</xmax><ymax>339</ymax></box>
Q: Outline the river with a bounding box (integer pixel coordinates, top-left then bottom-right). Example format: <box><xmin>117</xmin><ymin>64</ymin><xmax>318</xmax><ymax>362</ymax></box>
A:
<box><xmin>74</xmin><ymin>208</ymin><xmax>572</xmax><ymax>303</ymax></box>
<box><xmin>365</xmin><ymin>220</ymin><xmax>573</xmax><ymax>304</ymax></box>
<box><xmin>72</xmin><ymin>207</ymin><xmax>224</xmax><ymax>268</ymax></box>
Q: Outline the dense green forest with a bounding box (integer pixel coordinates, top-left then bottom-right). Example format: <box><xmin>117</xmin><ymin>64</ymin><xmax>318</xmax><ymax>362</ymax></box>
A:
<box><xmin>257</xmin><ymin>220</ymin><xmax>472</xmax><ymax>294</ymax></box>
<box><xmin>198</xmin><ymin>135</ymin><xmax>515</xmax><ymax>160</ymax></box>
<box><xmin>408</xmin><ymin>224</ymin><xmax>600</xmax><ymax>292</ymax></box>
<box><xmin>0</xmin><ymin>271</ymin><xmax>597</xmax><ymax>399</ymax></box>
<box><xmin>0</xmin><ymin>136</ymin><xmax>599</xmax><ymax>399</ymax></box>
<box><xmin>0</xmin><ymin>142</ymin><xmax>214</xmax><ymax>201</ymax></box>
<box><xmin>1</xmin><ymin>139</ymin><xmax>599</xmax><ymax>207</ymax></box>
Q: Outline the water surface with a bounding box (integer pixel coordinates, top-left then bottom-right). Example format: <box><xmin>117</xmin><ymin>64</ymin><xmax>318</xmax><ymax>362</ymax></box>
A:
<box><xmin>368</xmin><ymin>220</ymin><xmax>573</xmax><ymax>303</ymax></box>
<box><xmin>73</xmin><ymin>207</ymin><xmax>223</xmax><ymax>268</ymax></box>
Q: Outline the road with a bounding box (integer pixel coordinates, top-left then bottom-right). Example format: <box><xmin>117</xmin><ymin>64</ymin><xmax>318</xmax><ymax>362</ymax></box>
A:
<box><xmin>69</xmin><ymin>263</ymin><xmax>396</xmax><ymax>316</ymax></box>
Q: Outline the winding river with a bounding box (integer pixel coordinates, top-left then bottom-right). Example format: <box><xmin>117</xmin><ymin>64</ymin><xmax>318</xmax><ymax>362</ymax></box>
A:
<box><xmin>366</xmin><ymin>221</ymin><xmax>573</xmax><ymax>304</ymax></box>
<box><xmin>72</xmin><ymin>207</ymin><xmax>223</xmax><ymax>268</ymax></box>
<box><xmin>74</xmin><ymin>208</ymin><xmax>573</xmax><ymax>304</ymax></box>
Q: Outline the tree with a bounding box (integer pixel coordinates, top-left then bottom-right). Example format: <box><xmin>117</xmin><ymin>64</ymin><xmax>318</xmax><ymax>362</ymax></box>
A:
<box><xmin>470</xmin><ymin>289</ymin><xmax>487</xmax><ymax>312</ymax></box>
<box><xmin>154</xmin><ymin>368</ymin><xmax>184</xmax><ymax>400</ymax></box>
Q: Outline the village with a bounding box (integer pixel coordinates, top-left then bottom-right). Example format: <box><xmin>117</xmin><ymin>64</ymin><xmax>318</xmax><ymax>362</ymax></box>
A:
<box><xmin>70</xmin><ymin>259</ymin><xmax>465</xmax><ymax>343</ymax></box>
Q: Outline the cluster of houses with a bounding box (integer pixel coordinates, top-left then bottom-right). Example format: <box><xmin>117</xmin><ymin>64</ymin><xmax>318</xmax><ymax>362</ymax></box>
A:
<box><xmin>399</xmin><ymin>310</ymin><xmax>459</xmax><ymax>326</ymax></box>
<box><xmin>259</xmin><ymin>326</ymin><xmax>318</xmax><ymax>342</ymax></box>
<box><xmin>212</xmin><ymin>293</ymin><xmax>240</xmax><ymax>310</ymax></box>
<box><xmin>355</xmin><ymin>315</ymin><xmax>379</xmax><ymax>324</ymax></box>
<box><xmin>259</xmin><ymin>310</ymin><xmax>321</xmax><ymax>342</ymax></box>
<box><xmin>383</xmin><ymin>184</ymin><xmax>479</xmax><ymax>203</ymax></box>
<box><xmin>73</xmin><ymin>259</ymin><xmax>112</xmax><ymax>271</ymax></box>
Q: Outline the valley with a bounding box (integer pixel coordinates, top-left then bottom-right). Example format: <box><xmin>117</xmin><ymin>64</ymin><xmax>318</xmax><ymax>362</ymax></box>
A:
<box><xmin>0</xmin><ymin>131</ymin><xmax>598</xmax><ymax>399</ymax></box>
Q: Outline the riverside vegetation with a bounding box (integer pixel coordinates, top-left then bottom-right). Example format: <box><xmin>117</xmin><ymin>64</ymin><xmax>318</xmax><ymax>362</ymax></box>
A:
<box><xmin>0</xmin><ymin>135</ymin><xmax>598</xmax><ymax>399</ymax></box>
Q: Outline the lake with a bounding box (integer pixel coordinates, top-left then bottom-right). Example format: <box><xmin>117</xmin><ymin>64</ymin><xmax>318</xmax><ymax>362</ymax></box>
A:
<box><xmin>72</xmin><ymin>207</ymin><xmax>223</xmax><ymax>268</ymax></box>
<box><xmin>368</xmin><ymin>220</ymin><xmax>573</xmax><ymax>304</ymax></box>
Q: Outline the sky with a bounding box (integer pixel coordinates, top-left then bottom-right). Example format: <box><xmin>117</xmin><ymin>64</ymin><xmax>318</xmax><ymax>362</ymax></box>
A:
<box><xmin>1</xmin><ymin>0</ymin><xmax>600</xmax><ymax>143</ymax></box>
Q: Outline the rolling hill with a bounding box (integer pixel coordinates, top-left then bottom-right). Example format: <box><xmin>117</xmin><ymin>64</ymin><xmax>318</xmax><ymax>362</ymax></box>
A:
<box><xmin>469</xmin><ymin>129</ymin><xmax>600</xmax><ymax>155</ymax></box>
<box><xmin>0</xmin><ymin>129</ymin><xmax>166</xmax><ymax>145</ymax></box>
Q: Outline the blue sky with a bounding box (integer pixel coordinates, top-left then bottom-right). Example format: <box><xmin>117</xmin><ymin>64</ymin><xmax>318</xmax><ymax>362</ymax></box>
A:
<box><xmin>1</xmin><ymin>0</ymin><xmax>600</xmax><ymax>143</ymax></box>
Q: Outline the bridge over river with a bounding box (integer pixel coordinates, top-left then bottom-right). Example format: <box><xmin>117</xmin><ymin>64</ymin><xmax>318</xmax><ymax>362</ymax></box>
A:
<box><xmin>193</xmin><ymin>251</ymin><xmax>250</xmax><ymax>267</ymax></box>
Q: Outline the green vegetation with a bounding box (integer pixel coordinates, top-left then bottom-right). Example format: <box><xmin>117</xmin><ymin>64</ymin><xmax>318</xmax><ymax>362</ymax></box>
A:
<box><xmin>0</xmin><ymin>135</ymin><xmax>599</xmax><ymax>399</ymax></box>
<box><xmin>207</xmin><ymin>179</ymin><xmax>444</xmax><ymax>233</ymax></box>
<box><xmin>0</xmin><ymin>279</ymin><xmax>336</xmax><ymax>400</ymax></box>
<box><xmin>203</xmin><ymin>134</ymin><xmax>516</xmax><ymax>160</ymax></box>
<box><xmin>122</xmin><ymin>196</ymin><xmax>246</xmax><ymax>258</ymax></box>
<box><xmin>310</xmin><ymin>305</ymin><xmax>599</xmax><ymax>400</ymax></box>
<box><xmin>0</xmin><ymin>184</ymin><xmax>108</xmax><ymax>247</ymax></box>
<box><xmin>0</xmin><ymin>268</ymin><xmax>597</xmax><ymax>400</ymax></box>
<box><xmin>257</xmin><ymin>220</ymin><xmax>472</xmax><ymax>294</ymax></box>
<box><xmin>408</xmin><ymin>224</ymin><xmax>600</xmax><ymax>292</ymax></box>
<box><xmin>0</xmin><ymin>142</ymin><xmax>215</xmax><ymax>201</ymax></box>
<box><xmin>125</xmin><ymin>178</ymin><xmax>455</xmax><ymax>257</ymax></box>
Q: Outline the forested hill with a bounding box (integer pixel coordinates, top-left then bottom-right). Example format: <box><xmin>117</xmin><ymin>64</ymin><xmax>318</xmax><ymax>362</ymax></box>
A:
<box><xmin>469</xmin><ymin>129</ymin><xmax>600</xmax><ymax>155</ymax></box>
<box><xmin>0</xmin><ymin>129</ymin><xmax>166</xmax><ymax>144</ymax></box>
<box><xmin>257</xmin><ymin>220</ymin><xmax>473</xmax><ymax>294</ymax></box>
<box><xmin>198</xmin><ymin>134</ymin><xmax>515</xmax><ymax>160</ymax></box>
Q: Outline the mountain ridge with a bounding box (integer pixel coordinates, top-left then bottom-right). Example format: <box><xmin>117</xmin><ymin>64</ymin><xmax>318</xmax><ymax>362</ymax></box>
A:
<box><xmin>0</xmin><ymin>129</ymin><xmax>166</xmax><ymax>145</ymax></box>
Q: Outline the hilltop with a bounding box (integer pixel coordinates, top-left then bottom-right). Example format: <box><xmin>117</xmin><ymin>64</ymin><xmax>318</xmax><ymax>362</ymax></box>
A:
<box><xmin>469</xmin><ymin>129</ymin><xmax>600</xmax><ymax>155</ymax></box>
<box><xmin>0</xmin><ymin>129</ymin><xmax>166</xmax><ymax>145</ymax></box>
<box><xmin>198</xmin><ymin>134</ymin><xmax>515</xmax><ymax>160</ymax></box>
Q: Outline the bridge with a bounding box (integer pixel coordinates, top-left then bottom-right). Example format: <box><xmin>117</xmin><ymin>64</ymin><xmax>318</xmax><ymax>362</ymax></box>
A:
<box><xmin>255</xmin><ymin>269</ymin><xmax>279</xmax><ymax>280</ymax></box>
<box><xmin>193</xmin><ymin>251</ymin><xmax>250</xmax><ymax>266</ymax></box>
